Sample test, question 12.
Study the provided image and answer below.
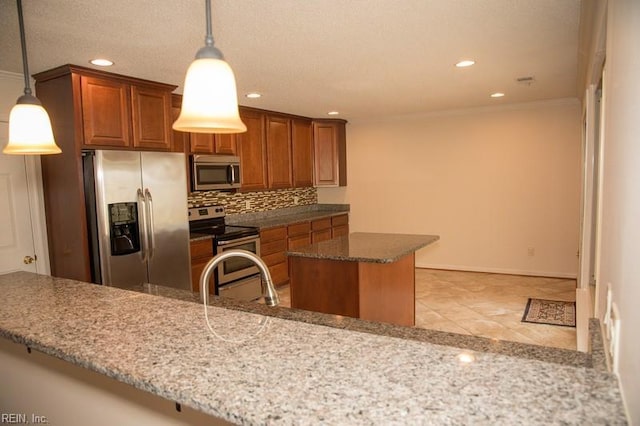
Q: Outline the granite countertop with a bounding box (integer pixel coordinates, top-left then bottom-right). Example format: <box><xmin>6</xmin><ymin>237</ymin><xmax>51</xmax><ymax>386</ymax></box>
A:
<box><xmin>286</xmin><ymin>232</ymin><xmax>440</xmax><ymax>263</ymax></box>
<box><xmin>0</xmin><ymin>272</ymin><xmax>627</xmax><ymax>424</ymax></box>
<box><xmin>226</xmin><ymin>204</ymin><xmax>350</xmax><ymax>230</ymax></box>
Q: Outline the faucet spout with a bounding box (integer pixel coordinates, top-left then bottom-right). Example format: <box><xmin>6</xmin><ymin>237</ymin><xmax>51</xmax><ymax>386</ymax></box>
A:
<box><xmin>199</xmin><ymin>249</ymin><xmax>280</xmax><ymax>307</ymax></box>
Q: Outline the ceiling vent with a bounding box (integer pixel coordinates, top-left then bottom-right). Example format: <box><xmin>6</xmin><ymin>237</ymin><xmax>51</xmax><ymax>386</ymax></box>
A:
<box><xmin>516</xmin><ymin>76</ymin><xmax>536</xmax><ymax>86</ymax></box>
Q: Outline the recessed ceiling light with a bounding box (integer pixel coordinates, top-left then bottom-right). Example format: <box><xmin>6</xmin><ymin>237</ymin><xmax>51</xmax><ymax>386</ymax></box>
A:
<box><xmin>245</xmin><ymin>92</ymin><xmax>262</xmax><ymax>99</ymax></box>
<box><xmin>455</xmin><ymin>60</ymin><xmax>475</xmax><ymax>68</ymax></box>
<box><xmin>90</xmin><ymin>58</ymin><xmax>113</xmax><ymax>67</ymax></box>
<box><xmin>327</xmin><ymin>111</ymin><xmax>340</xmax><ymax>116</ymax></box>
<box><xmin>490</xmin><ymin>92</ymin><xmax>505</xmax><ymax>98</ymax></box>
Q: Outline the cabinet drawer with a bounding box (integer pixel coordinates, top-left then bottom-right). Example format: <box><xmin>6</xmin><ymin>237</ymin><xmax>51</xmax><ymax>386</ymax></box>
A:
<box><xmin>288</xmin><ymin>221</ymin><xmax>311</xmax><ymax>236</ymax></box>
<box><xmin>288</xmin><ymin>234</ymin><xmax>312</xmax><ymax>249</ymax></box>
<box><xmin>332</xmin><ymin>224</ymin><xmax>349</xmax><ymax>238</ymax></box>
<box><xmin>190</xmin><ymin>239</ymin><xmax>213</xmax><ymax>260</ymax></box>
<box><xmin>311</xmin><ymin>218</ymin><xmax>331</xmax><ymax>231</ymax></box>
<box><xmin>312</xmin><ymin>229</ymin><xmax>333</xmax><ymax>243</ymax></box>
<box><xmin>331</xmin><ymin>214</ymin><xmax>349</xmax><ymax>227</ymax></box>
<box><xmin>262</xmin><ymin>251</ymin><xmax>287</xmax><ymax>267</ymax></box>
<box><xmin>261</xmin><ymin>239</ymin><xmax>287</xmax><ymax>256</ymax></box>
<box><xmin>268</xmin><ymin>261</ymin><xmax>289</xmax><ymax>286</ymax></box>
<box><xmin>260</xmin><ymin>226</ymin><xmax>287</xmax><ymax>243</ymax></box>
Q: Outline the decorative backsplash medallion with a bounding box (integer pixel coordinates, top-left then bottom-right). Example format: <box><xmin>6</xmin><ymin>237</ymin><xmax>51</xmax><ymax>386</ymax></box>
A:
<box><xmin>188</xmin><ymin>187</ymin><xmax>318</xmax><ymax>214</ymax></box>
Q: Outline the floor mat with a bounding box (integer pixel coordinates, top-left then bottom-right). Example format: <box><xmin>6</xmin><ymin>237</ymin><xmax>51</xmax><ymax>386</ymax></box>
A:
<box><xmin>521</xmin><ymin>298</ymin><xmax>576</xmax><ymax>327</ymax></box>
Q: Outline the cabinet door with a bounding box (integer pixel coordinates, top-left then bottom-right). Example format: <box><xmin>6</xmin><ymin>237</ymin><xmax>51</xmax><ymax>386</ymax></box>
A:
<box><xmin>171</xmin><ymin>94</ymin><xmax>189</xmax><ymax>154</ymax></box>
<box><xmin>238</xmin><ymin>109</ymin><xmax>268</xmax><ymax>191</ymax></box>
<box><xmin>313</xmin><ymin>120</ymin><xmax>347</xmax><ymax>187</ymax></box>
<box><xmin>291</xmin><ymin>118</ymin><xmax>314</xmax><ymax>187</ymax></box>
<box><xmin>131</xmin><ymin>85</ymin><xmax>172</xmax><ymax>150</ymax></box>
<box><xmin>214</xmin><ymin>134</ymin><xmax>238</xmax><ymax>155</ymax></box>
<box><xmin>190</xmin><ymin>239</ymin><xmax>213</xmax><ymax>293</ymax></box>
<box><xmin>313</xmin><ymin>121</ymin><xmax>338</xmax><ymax>186</ymax></box>
<box><xmin>80</xmin><ymin>76</ymin><xmax>131</xmax><ymax>147</ymax></box>
<box><xmin>266</xmin><ymin>115</ymin><xmax>293</xmax><ymax>189</ymax></box>
<box><xmin>190</xmin><ymin>133</ymin><xmax>215</xmax><ymax>154</ymax></box>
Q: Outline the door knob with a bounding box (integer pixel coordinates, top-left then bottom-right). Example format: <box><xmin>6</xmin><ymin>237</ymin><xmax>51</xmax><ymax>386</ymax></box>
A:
<box><xmin>23</xmin><ymin>255</ymin><xmax>37</xmax><ymax>265</ymax></box>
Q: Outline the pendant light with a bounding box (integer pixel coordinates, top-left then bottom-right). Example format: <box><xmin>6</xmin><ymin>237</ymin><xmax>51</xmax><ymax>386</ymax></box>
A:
<box><xmin>173</xmin><ymin>0</ymin><xmax>246</xmax><ymax>134</ymax></box>
<box><xmin>3</xmin><ymin>0</ymin><xmax>61</xmax><ymax>155</ymax></box>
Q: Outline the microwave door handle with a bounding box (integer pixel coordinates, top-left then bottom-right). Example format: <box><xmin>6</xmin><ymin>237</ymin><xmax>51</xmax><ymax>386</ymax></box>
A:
<box><xmin>137</xmin><ymin>188</ymin><xmax>148</xmax><ymax>262</ymax></box>
<box><xmin>229</xmin><ymin>164</ymin><xmax>235</xmax><ymax>185</ymax></box>
<box><xmin>144</xmin><ymin>188</ymin><xmax>156</xmax><ymax>260</ymax></box>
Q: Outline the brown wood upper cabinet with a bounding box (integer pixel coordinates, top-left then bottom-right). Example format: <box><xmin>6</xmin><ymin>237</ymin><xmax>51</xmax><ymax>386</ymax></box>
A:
<box><xmin>237</xmin><ymin>108</ymin><xmax>268</xmax><ymax>191</ymax></box>
<box><xmin>80</xmin><ymin>76</ymin><xmax>131</xmax><ymax>148</ymax></box>
<box><xmin>313</xmin><ymin>119</ymin><xmax>347</xmax><ymax>187</ymax></box>
<box><xmin>266</xmin><ymin>114</ymin><xmax>293</xmax><ymax>189</ymax></box>
<box><xmin>189</xmin><ymin>133</ymin><xmax>238</xmax><ymax>155</ymax></box>
<box><xmin>171</xmin><ymin>94</ymin><xmax>189</xmax><ymax>154</ymax></box>
<box><xmin>31</xmin><ymin>64</ymin><xmax>177</xmax><ymax>282</ymax></box>
<box><xmin>130</xmin><ymin>85</ymin><xmax>173</xmax><ymax>150</ymax></box>
<box><xmin>78</xmin><ymin>72</ymin><xmax>174</xmax><ymax>151</ymax></box>
<box><xmin>291</xmin><ymin>118</ymin><xmax>314</xmax><ymax>187</ymax></box>
<box><xmin>236</xmin><ymin>108</ymin><xmax>344</xmax><ymax>191</ymax></box>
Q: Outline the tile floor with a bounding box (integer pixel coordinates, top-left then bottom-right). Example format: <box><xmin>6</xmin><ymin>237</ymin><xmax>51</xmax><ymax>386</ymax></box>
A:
<box><xmin>275</xmin><ymin>268</ymin><xmax>577</xmax><ymax>351</ymax></box>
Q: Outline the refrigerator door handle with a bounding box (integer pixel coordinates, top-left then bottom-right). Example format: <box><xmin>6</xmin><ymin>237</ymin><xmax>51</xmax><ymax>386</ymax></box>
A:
<box><xmin>144</xmin><ymin>188</ymin><xmax>156</xmax><ymax>260</ymax></box>
<box><xmin>137</xmin><ymin>188</ymin><xmax>149</xmax><ymax>262</ymax></box>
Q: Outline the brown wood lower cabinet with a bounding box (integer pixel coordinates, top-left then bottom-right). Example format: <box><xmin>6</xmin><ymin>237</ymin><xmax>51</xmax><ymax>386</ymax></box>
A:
<box><xmin>331</xmin><ymin>214</ymin><xmax>349</xmax><ymax>238</ymax></box>
<box><xmin>289</xmin><ymin>253</ymin><xmax>416</xmax><ymax>327</ymax></box>
<box><xmin>260</xmin><ymin>226</ymin><xmax>289</xmax><ymax>286</ymax></box>
<box><xmin>311</xmin><ymin>218</ymin><xmax>332</xmax><ymax>243</ymax></box>
<box><xmin>287</xmin><ymin>222</ymin><xmax>311</xmax><ymax>249</ymax></box>
<box><xmin>259</xmin><ymin>214</ymin><xmax>350</xmax><ymax>286</ymax></box>
<box><xmin>190</xmin><ymin>239</ymin><xmax>214</xmax><ymax>293</ymax></box>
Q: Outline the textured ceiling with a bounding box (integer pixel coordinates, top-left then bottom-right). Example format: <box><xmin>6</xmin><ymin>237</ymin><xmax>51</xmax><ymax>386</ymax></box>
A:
<box><xmin>0</xmin><ymin>0</ymin><xmax>581</xmax><ymax>121</ymax></box>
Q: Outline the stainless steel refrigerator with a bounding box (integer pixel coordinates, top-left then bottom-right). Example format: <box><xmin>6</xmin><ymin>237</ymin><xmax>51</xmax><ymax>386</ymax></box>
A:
<box><xmin>83</xmin><ymin>150</ymin><xmax>191</xmax><ymax>290</ymax></box>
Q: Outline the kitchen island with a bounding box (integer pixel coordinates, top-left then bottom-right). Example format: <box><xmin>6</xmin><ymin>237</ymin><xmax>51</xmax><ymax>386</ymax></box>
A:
<box><xmin>287</xmin><ymin>232</ymin><xmax>439</xmax><ymax>326</ymax></box>
<box><xmin>0</xmin><ymin>272</ymin><xmax>627</xmax><ymax>425</ymax></box>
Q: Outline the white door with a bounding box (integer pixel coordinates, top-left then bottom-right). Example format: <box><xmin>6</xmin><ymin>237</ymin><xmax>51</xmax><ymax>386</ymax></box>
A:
<box><xmin>0</xmin><ymin>122</ymin><xmax>38</xmax><ymax>274</ymax></box>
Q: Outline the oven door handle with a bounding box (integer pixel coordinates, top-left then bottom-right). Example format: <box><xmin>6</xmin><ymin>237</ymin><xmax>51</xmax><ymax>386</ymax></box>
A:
<box><xmin>216</xmin><ymin>235</ymin><xmax>259</xmax><ymax>246</ymax></box>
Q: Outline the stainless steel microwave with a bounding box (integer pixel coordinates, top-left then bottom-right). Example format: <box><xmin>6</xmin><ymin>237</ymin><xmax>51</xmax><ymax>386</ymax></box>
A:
<box><xmin>191</xmin><ymin>155</ymin><xmax>241</xmax><ymax>191</ymax></box>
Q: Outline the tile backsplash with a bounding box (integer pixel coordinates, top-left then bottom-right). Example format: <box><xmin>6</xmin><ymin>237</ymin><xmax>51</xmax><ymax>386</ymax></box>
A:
<box><xmin>188</xmin><ymin>187</ymin><xmax>318</xmax><ymax>214</ymax></box>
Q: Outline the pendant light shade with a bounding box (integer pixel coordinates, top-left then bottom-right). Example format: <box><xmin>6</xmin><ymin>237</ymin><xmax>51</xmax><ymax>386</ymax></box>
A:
<box><xmin>173</xmin><ymin>0</ymin><xmax>246</xmax><ymax>134</ymax></box>
<box><xmin>3</xmin><ymin>0</ymin><xmax>61</xmax><ymax>155</ymax></box>
<box><xmin>5</xmin><ymin>95</ymin><xmax>60</xmax><ymax>154</ymax></box>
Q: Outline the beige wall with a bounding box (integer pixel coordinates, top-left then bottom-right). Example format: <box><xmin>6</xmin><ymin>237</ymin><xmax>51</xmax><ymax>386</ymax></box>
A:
<box><xmin>319</xmin><ymin>99</ymin><xmax>582</xmax><ymax>278</ymax></box>
<box><xmin>597</xmin><ymin>0</ymin><xmax>640</xmax><ymax>419</ymax></box>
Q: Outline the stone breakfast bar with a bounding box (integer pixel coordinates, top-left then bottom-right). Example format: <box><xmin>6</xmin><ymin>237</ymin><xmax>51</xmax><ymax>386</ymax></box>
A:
<box><xmin>287</xmin><ymin>232</ymin><xmax>439</xmax><ymax>326</ymax></box>
<box><xmin>0</xmin><ymin>272</ymin><xmax>627</xmax><ymax>425</ymax></box>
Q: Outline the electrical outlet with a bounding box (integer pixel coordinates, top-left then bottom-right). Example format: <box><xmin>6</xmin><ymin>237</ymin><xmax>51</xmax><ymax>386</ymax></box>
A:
<box><xmin>245</xmin><ymin>200</ymin><xmax>251</xmax><ymax>209</ymax></box>
<box><xmin>527</xmin><ymin>247</ymin><xmax>535</xmax><ymax>256</ymax></box>
<box><xmin>603</xmin><ymin>284</ymin><xmax>621</xmax><ymax>374</ymax></box>
<box><xmin>293</xmin><ymin>196</ymin><xmax>299</xmax><ymax>205</ymax></box>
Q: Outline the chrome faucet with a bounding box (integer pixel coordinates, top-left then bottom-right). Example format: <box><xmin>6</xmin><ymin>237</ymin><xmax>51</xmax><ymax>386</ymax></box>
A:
<box><xmin>199</xmin><ymin>249</ymin><xmax>280</xmax><ymax>307</ymax></box>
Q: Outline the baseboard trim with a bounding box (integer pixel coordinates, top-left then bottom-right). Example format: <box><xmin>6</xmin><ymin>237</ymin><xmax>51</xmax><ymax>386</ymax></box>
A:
<box><xmin>415</xmin><ymin>263</ymin><xmax>577</xmax><ymax>279</ymax></box>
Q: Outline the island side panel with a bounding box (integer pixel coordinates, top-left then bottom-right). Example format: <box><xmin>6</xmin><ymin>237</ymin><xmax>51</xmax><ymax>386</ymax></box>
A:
<box><xmin>289</xmin><ymin>257</ymin><xmax>360</xmax><ymax>318</ymax></box>
<box><xmin>358</xmin><ymin>254</ymin><xmax>416</xmax><ymax>327</ymax></box>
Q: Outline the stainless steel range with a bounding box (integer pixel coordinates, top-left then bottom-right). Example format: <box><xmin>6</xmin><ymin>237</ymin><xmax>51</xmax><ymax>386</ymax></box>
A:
<box><xmin>188</xmin><ymin>206</ymin><xmax>262</xmax><ymax>301</ymax></box>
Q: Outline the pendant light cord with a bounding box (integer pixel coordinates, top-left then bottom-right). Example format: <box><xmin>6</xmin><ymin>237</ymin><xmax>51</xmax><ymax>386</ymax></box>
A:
<box><xmin>204</xmin><ymin>0</ymin><xmax>213</xmax><ymax>47</ymax></box>
<box><xmin>16</xmin><ymin>0</ymin><xmax>32</xmax><ymax>96</ymax></box>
